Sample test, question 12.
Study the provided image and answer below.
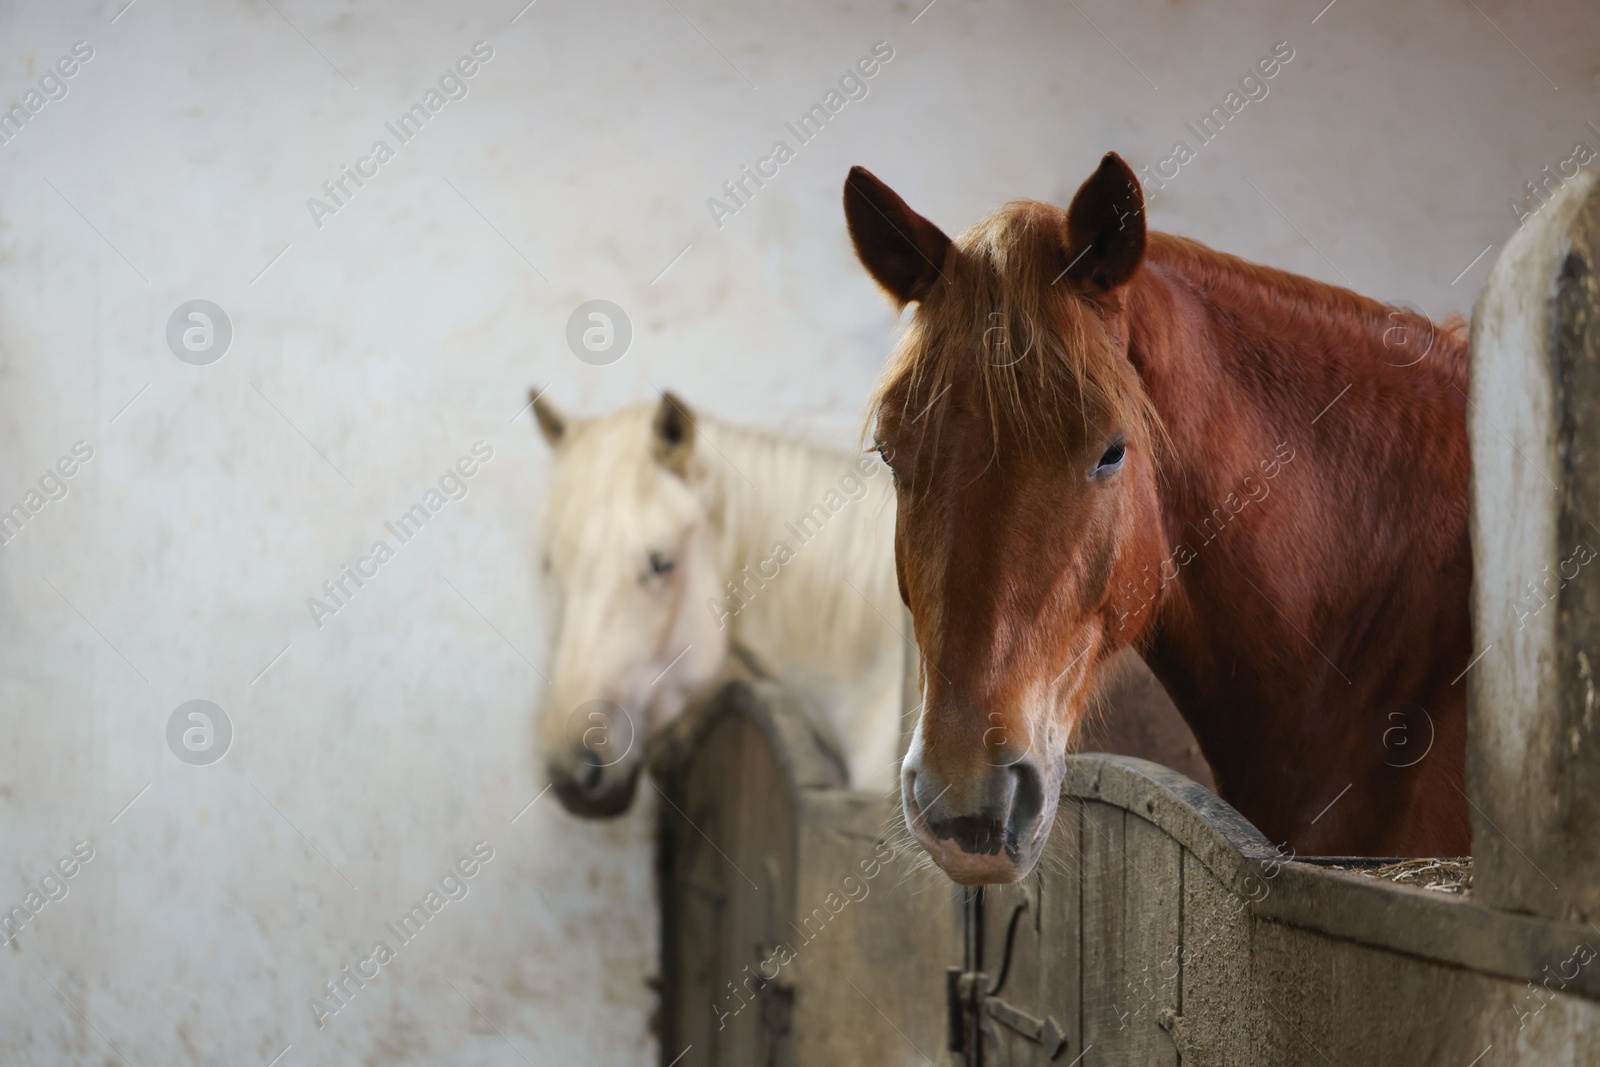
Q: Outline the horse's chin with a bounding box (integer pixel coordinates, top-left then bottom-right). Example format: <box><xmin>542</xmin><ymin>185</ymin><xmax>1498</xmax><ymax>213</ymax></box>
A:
<box><xmin>548</xmin><ymin>762</ymin><xmax>642</xmax><ymax>819</ymax></box>
<box><xmin>924</xmin><ymin>841</ymin><xmax>1030</xmax><ymax>885</ymax></box>
<box><xmin>910</xmin><ymin>817</ymin><xmax>1052</xmax><ymax>885</ymax></box>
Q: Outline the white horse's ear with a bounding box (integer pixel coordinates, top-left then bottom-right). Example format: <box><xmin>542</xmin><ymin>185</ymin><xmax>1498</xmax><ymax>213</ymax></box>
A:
<box><xmin>530</xmin><ymin>388</ymin><xmax>568</xmax><ymax>449</ymax></box>
<box><xmin>652</xmin><ymin>392</ymin><xmax>695</xmax><ymax>477</ymax></box>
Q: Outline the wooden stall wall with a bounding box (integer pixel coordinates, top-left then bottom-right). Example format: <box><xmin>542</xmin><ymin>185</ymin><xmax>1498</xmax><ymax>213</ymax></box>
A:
<box><xmin>658</xmin><ymin>713</ymin><xmax>1600</xmax><ymax>1064</ymax></box>
<box><xmin>957</xmin><ymin>756</ymin><xmax>1600</xmax><ymax>1066</ymax></box>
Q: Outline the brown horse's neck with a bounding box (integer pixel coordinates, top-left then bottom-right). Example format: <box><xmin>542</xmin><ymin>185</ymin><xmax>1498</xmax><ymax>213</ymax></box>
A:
<box><xmin>1120</xmin><ymin>234</ymin><xmax>1473</xmax><ymax>855</ymax></box>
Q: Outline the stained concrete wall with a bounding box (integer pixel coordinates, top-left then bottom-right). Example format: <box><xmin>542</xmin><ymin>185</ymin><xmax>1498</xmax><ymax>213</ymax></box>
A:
<box><xmin>0</xmin><ymin>0</ymin><xmax>1594</xmax><ymax>1064</ymax></box>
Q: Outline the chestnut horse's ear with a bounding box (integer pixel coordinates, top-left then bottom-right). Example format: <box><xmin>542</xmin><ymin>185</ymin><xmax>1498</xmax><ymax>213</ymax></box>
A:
<box><xmin>844</xmin><ymin>166</ymin><xmax>953</xmax><ymax>306</ymax></box>
<box><xmin>1063</xmin><ymin>152</ymin><xmax>1146</xmax><ymax>290</ymax></box>
<box><xmin>530</xmin><ymin>387</ymin><xmax>568</xmax><ymax>449</ymax></box>
<box><xmin>652</xmin><ymin>391</ymin><xmax>695</xmax><ymax>477</ymax></box>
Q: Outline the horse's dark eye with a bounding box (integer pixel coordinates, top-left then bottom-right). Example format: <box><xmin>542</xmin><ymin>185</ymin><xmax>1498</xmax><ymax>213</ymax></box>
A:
<box><xmin>648</xmin><ymin>551</ymin><xmax>675</xmax><ymax>577</ymax></box>
<box><xmin>1095</xmin><ymin>443</ymin><xmax>1127</xmax><ymax>475</ymax></box>
<box><xmin>874</xmin><ymin>440</ymin><xmax>899</xmax><ymax>484</ymax></box>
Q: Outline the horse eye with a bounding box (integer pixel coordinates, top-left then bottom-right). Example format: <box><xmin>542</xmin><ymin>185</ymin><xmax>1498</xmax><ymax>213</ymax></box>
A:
<box><xmin>874</xmin><ymin>441</ymin><xmax>900</xmax><ymax>484</ymax></box>
<box><xmin>1094</xmin><ymin>443</ymin><xmax>1127</xmax><ymax>475</ymax></box>
<box><xmin>648</xmin><ymin>551</ymin><xmax>676</xmax><ymax>577</ymax></box>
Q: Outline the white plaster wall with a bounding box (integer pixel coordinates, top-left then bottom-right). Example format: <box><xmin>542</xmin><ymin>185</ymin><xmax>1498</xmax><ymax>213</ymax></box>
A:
<box><xmin>0</xmin><ymin>0</ymin><xmax>1593</xmax><ymax>1063</ymax></box>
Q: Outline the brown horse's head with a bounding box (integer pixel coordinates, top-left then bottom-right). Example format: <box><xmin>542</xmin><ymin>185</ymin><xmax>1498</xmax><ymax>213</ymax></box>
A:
<box><xmin>846</xmin><ymin>154</ymin><xmax>1167</xmax><ymax>884</ymax></box>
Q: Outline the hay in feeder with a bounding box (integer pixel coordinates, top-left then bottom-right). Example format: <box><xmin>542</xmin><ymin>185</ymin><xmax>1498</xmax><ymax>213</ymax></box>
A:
<box><xmin>1328</xmin><ymin>857</ymin><xmax>1473</xmax><ymax>895</ymax></box>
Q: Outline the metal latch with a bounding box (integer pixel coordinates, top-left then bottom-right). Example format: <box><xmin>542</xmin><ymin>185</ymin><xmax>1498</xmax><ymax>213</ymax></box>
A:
<box><xmin>947</xmin><ymin>892</ymin><xmax>1069</xmax><ymax>1061</ymax></box>
<box><xmin>987</xmin><ymin>992</ymin><xmax>1068</xmax><ymax>1056</ymax></box>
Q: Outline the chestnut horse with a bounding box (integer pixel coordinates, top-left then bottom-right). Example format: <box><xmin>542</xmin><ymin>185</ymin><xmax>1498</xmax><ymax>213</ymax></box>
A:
<box><xmin>845</xmin><ymin>153</ymin><xmax>1470</xmax><ymax>884</ymax></box>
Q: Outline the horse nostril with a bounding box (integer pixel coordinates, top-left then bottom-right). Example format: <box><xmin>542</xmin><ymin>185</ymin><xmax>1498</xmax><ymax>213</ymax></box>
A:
<box><xmin>1006</xmin><ymin>761</ymin><xmax>1044</xmax><ymax>852</ymax></box>
<box><xmin>916</xmin><ymin>761</ymin><xmax>1043</xmax><ymax>858</ymax></box>
<box><xmin>580</xmin><ymin>747</ymin><xmax>604</xmax><ymax>791</ymax></box>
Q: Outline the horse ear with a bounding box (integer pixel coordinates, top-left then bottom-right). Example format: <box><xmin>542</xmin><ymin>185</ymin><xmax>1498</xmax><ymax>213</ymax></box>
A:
<box><xmin>844</xmin><ymin>166</ymin><xmax>953</xmax><ymax>306</ymax></box>
<box><xmin>1063</xmin><ymin>152</ymin><xmax>1146</xmax><ymax>290</ymax></box>
<box><xmin>652</xmin><ymin>392</ymin><xmax>695</xmax><ymax>477</ymax></box>
<box><xmin>530</xmin><ymin>387</ymin><xmax>568</xmax><ymax>449</ymax></box>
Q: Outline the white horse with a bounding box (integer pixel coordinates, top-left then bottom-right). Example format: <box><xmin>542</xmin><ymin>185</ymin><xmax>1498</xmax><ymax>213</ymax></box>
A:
<box><xmin>531</xmin><ymin>389</ymin><xmax>906</xmax><ymax>815</ymax></box>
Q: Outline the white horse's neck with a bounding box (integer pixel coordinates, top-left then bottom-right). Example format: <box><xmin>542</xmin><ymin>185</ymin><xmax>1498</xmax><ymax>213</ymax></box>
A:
<box><xmin>693</xmin><ymin>418</ymin><xmax>905</xmax><ymax>789</ymax></box>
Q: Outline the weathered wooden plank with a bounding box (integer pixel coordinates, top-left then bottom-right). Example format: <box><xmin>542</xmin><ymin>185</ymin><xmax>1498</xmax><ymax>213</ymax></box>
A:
<box><xmin>679</xmin><ymin>711</ymin><xmax>795</xmax><ymax>1066</ymax></box>
<box><xmin>1256</xmin><ymin>917</ymin><xmax>1600</xmax><ymax>1065</ymax></box>
<box><xmin>1116</xmin><ymin>812</ymin><xmax>1181</xmax><ymax>1066</ymax></box>
<box><xmin>1167</xmin><ymin>849</ymin><xmax>1257</xmax><ymax>1067</ymax></box>
<box><xmin>1254</xmin><ymin>916</ymin><xmax>1482</xmax><ymax>1064</ymax></box>
<box><xmin>1470</xmin><ymin>166</ymin><xmax>1600</xmax><ymax>921</ymax></box>
<box><xmin>1257</xmin><ymin>860</ymin><xmax>1600</xmax><ymax>1002</ymax></box>
<box><xmin>656</xmin><ymin>683</ymin><xmax>826</xmax><ymax>1067</ymax></box>
<box><xmin>1080</xmin><ymin>800</ymin><xmax>1127</xmax><ymax>1058</ymax></box>
<box><xmin>789</xmin><ymin>788</ymin><xmax>959</xmax><ymax>1067</ymax></box>
<box><xmin>1037</xmin><ymin>796</ymin><xmax>1083</xmax><ymax>1064</ymax></box>
<box><xmin>1063</xmin><ymin>755</ymin><xmax>1275</xmax><ymax>894</ymax></box>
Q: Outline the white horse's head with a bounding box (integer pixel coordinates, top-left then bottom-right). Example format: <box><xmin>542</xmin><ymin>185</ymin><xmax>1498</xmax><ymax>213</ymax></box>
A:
<box><xmin>532</xmin><ymin>390</ymin><xmax>730</xmax><ymax>817</ymax></box>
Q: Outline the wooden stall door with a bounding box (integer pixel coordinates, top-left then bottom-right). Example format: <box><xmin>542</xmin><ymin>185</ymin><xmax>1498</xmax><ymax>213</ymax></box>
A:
<box><xmin>951</xmin><ymin>797</ymin><xmax>1187</xmax><ymax>1065</ymax></box>
<box><xmin>659</xmin><ymin>711</ymin><xmax>798</xmax><ymax>1067</ymax></box>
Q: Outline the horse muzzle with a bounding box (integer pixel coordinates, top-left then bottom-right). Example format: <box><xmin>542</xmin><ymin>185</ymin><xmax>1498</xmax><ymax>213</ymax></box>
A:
<box><xmin>547</xmin><ymin>751</ymin><xmax>641</xmax><ymax>819</ymax></box>
<box><xmin>903</xmin><ymin>754</ymin><xmax>1051</xmax><ymax>884</ymax></box>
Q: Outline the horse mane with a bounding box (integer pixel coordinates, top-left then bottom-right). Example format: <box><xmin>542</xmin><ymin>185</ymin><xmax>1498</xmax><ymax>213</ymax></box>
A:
<box><xmin>866</xmin><ymin>200</ymin><xmax>1467</xmax><ymax>454</ymax></box>
<box><xmin>1141</xmin><ymin>233</ymin><xmax>1468</xmax><ymax>388</ymax></box>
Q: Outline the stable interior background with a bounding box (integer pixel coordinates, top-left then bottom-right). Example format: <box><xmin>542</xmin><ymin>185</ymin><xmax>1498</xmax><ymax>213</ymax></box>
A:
<box><xmin>1</xmin><ymin>0</ymin><xmax>1596</xmax><ymax>1063</ymax></box>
